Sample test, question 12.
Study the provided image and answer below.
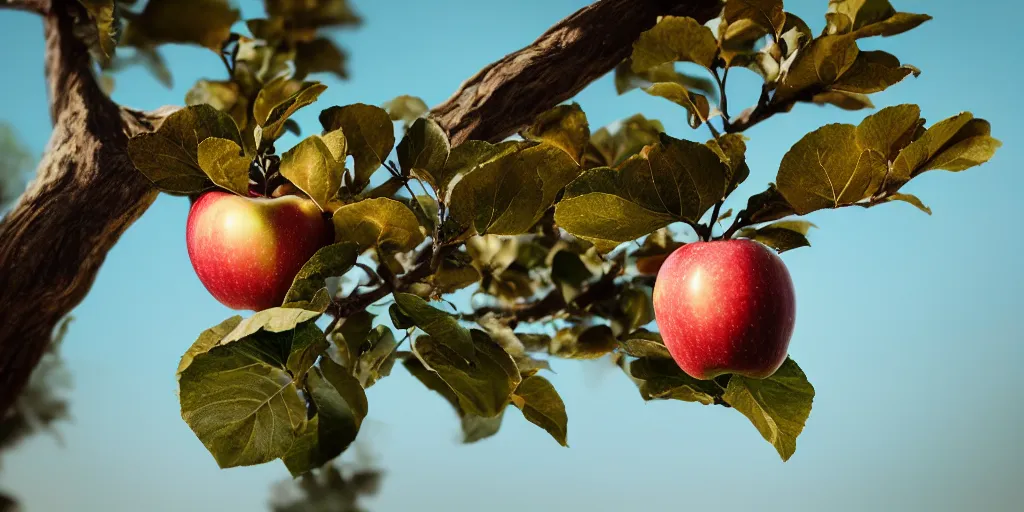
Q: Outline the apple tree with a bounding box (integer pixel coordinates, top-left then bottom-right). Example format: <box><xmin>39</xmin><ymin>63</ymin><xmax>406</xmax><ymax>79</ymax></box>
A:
<box><xmin>0</xmin><ymin>0</ymin><xmax>1000</xmax><ymax>479</ymax></box>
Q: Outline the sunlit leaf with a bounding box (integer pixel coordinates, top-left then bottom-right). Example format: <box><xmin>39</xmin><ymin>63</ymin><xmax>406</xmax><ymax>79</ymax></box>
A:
<box><xmin>197</xmin><ymin>137</ymin><xmax>251</xmax><ymax>196</ymax></box>
<box><xmin>643</xmin><ymin>82</ymin><xmax>710</xmax><ymax>128</ymax></box>
<box><xmin>398</xmin><ymin>117</ymin><xmax>450</xmax><ymax>188</ymax></box>
<box><xmin>521</xmin><ymin>103</ymin><xmax>590</xmax><ymax>164</ymax></box>
<box><xmin>332</xmin><ymin>198</ymin><xmax>425</xmax><ymax>253</ymax></box>
<box><xmin>774</xmin><ymin>34</ymin><xmax>859</xmax><ymax>103</ymax></box>
<box><xmin>254</xmin><ymin>79</ymin><xmax>328</xmax><ymax>142</ymax></box>
<box><xmin>320</xmin><ymin>104</ymin><xmax>395</xmax><ymax>190</ymax></box>
<box><xmin>776</xmin><ymin>123</ymin><xmax>887</xmax><ymax>214</ymax></box>
<box><xmin>631</xmin><ymin>16</ymin><xmax>718</xmax><ymax>71</ymax></box>
<box><xmin>280</xmin><ymin>131</ymin><xmax>346</xmax><ymax>210</ymax></box>
<box><xmin>722</xmin><ymin>0</ymin><xmax>785</xmax><ymax>38</ymax></box>
<box><xmin>383</xmin><ymin>95</ymin><xmax>429</xmax><ymax>126</ymax></box>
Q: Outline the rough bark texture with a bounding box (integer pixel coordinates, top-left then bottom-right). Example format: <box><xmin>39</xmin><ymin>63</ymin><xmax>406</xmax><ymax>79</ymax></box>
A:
<box><xmin>431</xmin><ymin>0</ymin><xmax>723</xmax><ymax>144</ymax></box>
<box><xmin>0</xmin><ymin>0</ymin><xmax>172</xmax><ymax>413</ymax></box>
<box><xmin>0</xmin><ymin>0</ymin><xmax>721</xmax><ymax>414</ymax></box>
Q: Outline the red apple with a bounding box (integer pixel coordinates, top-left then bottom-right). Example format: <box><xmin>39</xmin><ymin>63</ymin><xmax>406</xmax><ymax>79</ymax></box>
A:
<box><xmin>186</xmin><ymin>190</ymin><xmax>332</xmax><ymax>311</ymax></box>
<box><xmin>652</xmin><ymin>239</ymin><xmax>796</xmax><ymax>380</ymax></box>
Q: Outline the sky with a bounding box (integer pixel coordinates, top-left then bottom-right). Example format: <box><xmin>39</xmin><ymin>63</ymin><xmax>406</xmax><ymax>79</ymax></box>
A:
<box><xmin>1</xmin><ymin>0</ymin><xmax>1022</xmax><ymax>511</ymax></box>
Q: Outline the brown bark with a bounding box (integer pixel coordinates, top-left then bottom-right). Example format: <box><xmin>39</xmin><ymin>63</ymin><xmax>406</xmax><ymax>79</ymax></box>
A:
<box><xmin>0</xmin><ymin>0</ymin><xmax>721</xmax><ymax>413</ymax></box>
<box><xmin>431</xmin><ymin>0</ymin><xmax>723</xmax><ymax>145</ymax></box>
<box><xmin>0</xmin><ymin>0</ymin><xmax>173</xmax><ymax>413</ymax></box>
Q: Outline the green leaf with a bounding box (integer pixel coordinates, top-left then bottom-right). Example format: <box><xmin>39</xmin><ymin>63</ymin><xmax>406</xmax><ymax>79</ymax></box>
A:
<box><xmin>221</xmin><ymin>308</ymin><xmax>321</xmax><ymax>345</ymax></box>
<box><xmin>319</xmin><ymin>104</ymin><xmax>395</xmax><ymax>190</ymax></box>
<box><xmin>426</xmin><ymin>252</ymin><xmax>482</xmax><ymax>294</ymax></box>
<box><xmin>550</xmin><ymin>325</ymin><xmax>618</xmax><ymax>360</ymax></box>
<box><xmin>736</xmin><ymin>220</ymin><xmax>816</xmax><ymax>253</ymax></box>
<box><xmin>76</xmin><ymin>0</ymin><xmax>118</xmax><ymax>63</ymax></box>
<box><xmin>197</xmin><ymin>137</ymin><xmax>251</xmax><ymax>196</ymax></box>
<box><xmin>883</xmin><ymin>192</ymin><xmax>931</xmax><ymax>215</ymax></box>
<box><xmin>614</xmin><ymin>60</ymin><xmax>717</xmax><ymax>98</ymax></box>
<box><xmin>831</xmin><ymin>50</ymin><xmax>919</xmax><ymax>94</ymax></box>
<box><xmin>618</xmin><ymin>286</ymin><xmax>655</xmax><ymax>333</ymax></box>
<box><xmin>722</xmin><ymin>0</ymin><xmax>785</xmax><ymax>38</ymax></box>
<box><xmin>383</xmin><ymin>95</ymin><xmax>429</xmax><ymax>126</ymax></box>
<box><xmin>521</xmin><ymin>103</ymin><xmax>590</xmax><ymax>164</ymax></box>
<box><xmin>332</xmin><ymin>198</ymin><xmax>425</xmax><ymax>253</ymax></box>
<box><xmin>121</xmin><ymin>0</ymin><xmax>239</xmax><ymax>51</ymax></box>
<box><xmin>179</xmin><ymin>325</ymin><xmax>320</xmax><ymax>468</ymax></box>
<box><xmin>855</xmin><ymin>104</ymin><xmax>924</xmax><ymax>162</ymax></box>
<box><xmin>854</xmin><ymin>13</ymin><xmax>931</xmax><ymax>39</ymax></box>
<box><xmin>282</xmin><ymin>358</ymin><xmax>367</xmax><ymax>476</ymax></box>
<box><xmin>643</xmin><ymin>83</ymin><xmax>710</xmax><ymax>128</ymax></box>
<box><xmin>618</xmin><ymin>330</ymin><xmax>672</xmax><ymax>359</ymax></box>
<box><xmin>352</xmin><ymin>326</ymin><xmax>399</xmax><ymax>388</ymax></box>
<box><xmin>254</xmin><ymin>79</ymin><xmax>328</xmax><ymax>142</ymax></box>
<box><xmin>892</xmin><ymin>113</ymin><xmax>1001</xmax><ymax>183</ymax></box>
<box><xmin>127</xmin><ymin>105</ymin><xmax>241</xmax><ymax>195</ymax></box>
<box><xmin>177</xmin><ymin>316</ymin><xmax>243</xmax><ymax>376</ymax></box>
<box><xmin>450</xmin><ymin>142</ymin><xmax>581</xmax><ymax>236</ymax></box>
<box><xmin>412</xmin><ymin>330</ymin><xmax>521</xmax><ymax>418</ymax></box>
<box><xmin>774</xmin><ymin>34</ymin><xmax>859</xmax><ymax>104</ymax></box>
<box><xmin>705</xmin><ymin>133</ymin><xmax>750</xmax><ymax>193</ymax></box>
<box><xmin>631</xmin><ymin>16</ymin><xmax>718</xmax><ymax>71</ymax></box>
<box><xmin>556</xmin><ymin>135</ymin><xmax>728</xmax><ymax>246</ymax></box>
<box><xmin>628</xmin><ymin>357</ymin><xmax>723</xmax><ymax>404</ymax></box>
<box><xmin>583</xmin><ymin>114</ymin><xmax>665</xmax><ymax>169</ymax></box>
<box><xmin>331</xmin><ymin>311</ymin><xmax>375</xmax><ymax>367</ymax></box>
<box><xmin>433</xmin><ymin>140</ymin><xmax>526</xmax><ymax>201</ymax></box>
<box><xmin>403</xmin><ymin>357</ymin><xmax>505</xmax><ymax>443</ymax></box>
<box><xmin>282</xmin><ymin>243</ymin><xmax>358</xmax><ymax>309</ymax></box>
<box><xmin>511</xmin><ymin>375</ymin><xmax>568</xmax><ymax>447</ymax></box>
<box><xmin>284</xmin><ymin>320</ymin><xmax>330</xmax><ymax>379</ymax></box>
<box><xmin>723</xmin><ymin>358</ymin><xmax>815</xmax><ymax>461</ymax></box>
<box><xmin>398</xmin><ymin>118</ymin><xmax>450</xmax><ymax>188</ymax></box>
<box><xmin>776</xmin><ymin>123</ymin><xmax>887</xmax><ymax>214</ymax></box>
<box><xmin>742</xmin><ymin>184</ymin><xmax>797</xmax><ymax>224</ymax></box>
<box><xmin>393</xmin><ymin>293</ymin><xmax>474</xmax><ymax>359</ymax></box>
<box><xmin>279</xmin><ymin>132</ymin><xmax>346</xmax><ymax>211</ymax></box>
<box><xmin>265</xmin><ymin>0</ymin><xmax>362</xmax><ymax>31</ymax></box>
<box><xmin>294</xmin><ymin>38</ymin><xmax>349</xmax><ymax>80</ymax></box>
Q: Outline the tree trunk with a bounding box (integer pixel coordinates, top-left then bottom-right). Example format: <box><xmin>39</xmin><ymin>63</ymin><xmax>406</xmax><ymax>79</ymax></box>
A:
<box><xmin>0</xmin><ymin>0</ymin><xmax>721</xmax><ymax>413</ymax></box>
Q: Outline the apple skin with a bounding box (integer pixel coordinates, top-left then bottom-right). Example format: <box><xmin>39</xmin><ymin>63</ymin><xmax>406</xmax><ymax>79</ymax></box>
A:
<box><xmin>185</xmin><ymin>191</ymin><xmax>332</xmax><ymax>311</ymax></box>
<box><xmin>652</xmin><ymin>239</ymin><xmax>796</xmax><ymax>380</ymax></box>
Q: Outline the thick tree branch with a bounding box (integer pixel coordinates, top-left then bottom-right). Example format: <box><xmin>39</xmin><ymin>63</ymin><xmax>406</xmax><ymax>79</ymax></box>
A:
<box><xmin>430</xmin><ymin>0</ymin><xmax>723</xmax><ymax>144</ymax></box>
<box><xmin>0</xmin><ymin>0</ymin><xmax>173</xmax><ymax>413</ymax></box>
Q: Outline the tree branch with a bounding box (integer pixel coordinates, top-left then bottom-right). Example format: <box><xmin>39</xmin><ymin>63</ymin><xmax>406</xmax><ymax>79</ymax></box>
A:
<box><xmin>430</xmin><ymin>0</ymin><xmax>723</xmax><ymax>144</ymax></box>
<box><xmin>0</xmin><ymin>0</ymin><xmax>173</xmax><ymax>413</ymax></box>
<box><xmin>0</xmin><ymin>0</ymin><xmax>49</xmax><ymax>15</ymax></box>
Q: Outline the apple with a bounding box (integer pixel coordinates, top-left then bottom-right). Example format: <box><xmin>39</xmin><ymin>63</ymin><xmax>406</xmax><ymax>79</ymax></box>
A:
<box><xmin>186</xmin><ymin>190</ymin><xmax>332</xmax><ymax>311</ymax></box>
<box><xmin>652</xmin><ymin>239</ymin><xmax>796</xmax><ymax>380</ymax></box>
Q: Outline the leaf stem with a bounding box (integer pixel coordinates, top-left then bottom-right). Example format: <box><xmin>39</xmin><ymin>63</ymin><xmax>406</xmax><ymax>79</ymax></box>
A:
<box><xmin>712</xmin><ymin>66</ymin><xmax>730</xmax><ymax>122</ymax></box>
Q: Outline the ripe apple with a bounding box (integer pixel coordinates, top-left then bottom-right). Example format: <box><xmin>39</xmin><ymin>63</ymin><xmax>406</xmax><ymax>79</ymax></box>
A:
<box><xmin>652</xmin><ymin>239</ymin><xmax>796</xmax><ymax>380</ymax></box>
<box><xmin>186</xmin><ymin>190</ymin><xmax>332</xmax><ymax>311</ymax></box>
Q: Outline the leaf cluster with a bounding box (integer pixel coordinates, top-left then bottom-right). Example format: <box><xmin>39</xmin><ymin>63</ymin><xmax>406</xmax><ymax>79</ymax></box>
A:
<box><xmin>119</xmin><ymin>0</ymin><xmax>1001</xmax><ymax>473</ymax></box>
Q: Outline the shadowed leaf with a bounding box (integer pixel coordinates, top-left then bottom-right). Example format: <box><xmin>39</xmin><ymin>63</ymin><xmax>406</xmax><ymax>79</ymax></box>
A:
<box><xmin>320</xmin><ymin>104</ymin><xmax>395</xmax><ymax>190</ymax></box>
<box><xmin>629</xmin><ymin>357</ymin><xmax>723</xmax><ymax>404</ymax></box>
<box><xmin>412</xmin><ymin>330</ymin><xmax>521</xmax><ymax>418</ymax></box>
<box><xmin>127</xmin><ymin>105</ymin><xmax>241</xmax><ymax>195</ymax></box>
<box><xmin>723</xmin><ymin>358</ymin><xmax>814</xmax><ymax>461</ymax></box>
<box><xmin>511</xmin><ymin>375</ymin><xmax>568</xmax><ymax>446</ymax></box>
<box><xmin>450</xmin><ymin>142</ymin><xmax>580</xmax><ymax>235</ymax></box>
<box><xmin>283</xmin><ymin>243</ymin><xmax>358</xmax><ymax>309</ymax></box>
<box><xmin>398</xmin><ymin>118</ymin><xmax>450</xmax><ymax>188</ymax></box>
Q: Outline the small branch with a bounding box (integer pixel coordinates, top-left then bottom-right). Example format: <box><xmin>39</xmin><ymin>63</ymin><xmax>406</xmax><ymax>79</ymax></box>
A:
<box><xmin>726</xmin><ymin>85</ymin><xmax>817</xmax><ymax>134</ymax></box>
<box><xmin>712</xmin><ymin>67</ymin><xmax>730</xmax><ymax>122</ymax></box>
<box><xmin>330</xmin><ymin>245</ymin><xmax>453</xmax><ymax>318</ymax></box>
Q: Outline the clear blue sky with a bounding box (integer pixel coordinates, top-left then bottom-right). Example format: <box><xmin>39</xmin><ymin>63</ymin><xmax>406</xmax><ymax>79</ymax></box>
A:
<box><xmin>1</xmin><ymin>1</ymin><xmax>1022</xmax><ymax>510</ymax></box>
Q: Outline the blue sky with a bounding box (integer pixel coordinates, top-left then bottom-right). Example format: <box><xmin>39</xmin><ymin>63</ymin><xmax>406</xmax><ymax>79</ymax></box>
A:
<box><xmin>1</xmin><ymin>0</ymin><xmax>1022</xmax><ymax>510</ymax></box>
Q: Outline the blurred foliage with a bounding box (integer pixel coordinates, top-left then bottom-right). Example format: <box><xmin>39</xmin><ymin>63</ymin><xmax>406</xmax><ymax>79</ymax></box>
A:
<box><xmin>0</xmin><ymin>122</ymin><xmax>33</xmax><ymax>209</ymax></box>
<box><xmin>0</xmin><ymin>318</ymin><xmax>72</xmax><ymax>510</ymax></box>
